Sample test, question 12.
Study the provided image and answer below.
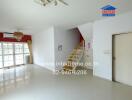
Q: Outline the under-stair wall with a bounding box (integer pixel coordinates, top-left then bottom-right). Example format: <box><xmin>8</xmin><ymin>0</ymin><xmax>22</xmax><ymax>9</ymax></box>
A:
<box><xmin>78</xmin><ymin>22</ymin><xmax>93</xmax><ymax>69</ymax></box>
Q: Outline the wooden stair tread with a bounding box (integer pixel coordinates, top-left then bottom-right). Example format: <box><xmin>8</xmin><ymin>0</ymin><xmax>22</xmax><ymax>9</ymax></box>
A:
<box><xmin>63</xmin><ymin>40</ymin><xmax>85</xmax><ymax>71</ymax></box>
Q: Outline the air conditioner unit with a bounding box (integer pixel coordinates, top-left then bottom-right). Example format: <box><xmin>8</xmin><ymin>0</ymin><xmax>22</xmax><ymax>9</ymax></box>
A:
<box><xmin>3</xmin><ymin>32</ymin><xmax>14</xmax><ymax>38</ymax></box>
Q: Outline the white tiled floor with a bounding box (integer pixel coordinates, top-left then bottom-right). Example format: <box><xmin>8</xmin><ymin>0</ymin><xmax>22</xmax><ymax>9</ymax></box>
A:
<box><xmin>0</xmin><ymin>64</ymin><xmax>132</xmax><ymax>100</ymax></box>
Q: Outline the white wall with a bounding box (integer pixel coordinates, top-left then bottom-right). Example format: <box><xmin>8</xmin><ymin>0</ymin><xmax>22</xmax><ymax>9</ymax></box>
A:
<box><xmin>33</xmin><ymin>27</ymin><xmax>80</xmax><ymax>71</ymax></box>
<box><xmin>32</xmin><ymin>27</ymin><xmax>55</xmax><ymax>72</ymax></box>
<box><xmin>78</xmin><ymin>23</ymin><xmax>93</xmax><ymax>43</ymax></box>
<box><xmin>54</xmin><ymin>28</ymin><xmax>80</xmax><ymax>70</ymax></box>
<box><xmin>93</xmin><ymin>12</ymin><xmax>132</xmax><ymax>80</ymax></box>
<box><xmin>78</xmin><ymin>23</ymin><xmax>93</xmax><ymax>69</ymax></box>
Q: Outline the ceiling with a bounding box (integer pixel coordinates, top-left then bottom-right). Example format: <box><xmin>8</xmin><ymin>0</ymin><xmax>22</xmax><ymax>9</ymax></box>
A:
<box><xmin>0</xmin><ymin>0</ymin><xmax>132</xmax><ymax>34</ymax></box>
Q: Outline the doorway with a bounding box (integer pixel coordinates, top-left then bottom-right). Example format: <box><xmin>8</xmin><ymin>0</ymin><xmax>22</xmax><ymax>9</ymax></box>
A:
<box><xmin>112</xmin><ymin>33</ymin><xmax>132</xmax><ymax>86</ymax></box>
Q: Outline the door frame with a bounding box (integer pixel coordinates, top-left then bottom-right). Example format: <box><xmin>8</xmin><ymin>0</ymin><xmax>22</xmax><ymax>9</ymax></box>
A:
<box><xmin>112</xmin><ymin>32</ymin><xmax>132</xmax><ymax>82</ymax></box>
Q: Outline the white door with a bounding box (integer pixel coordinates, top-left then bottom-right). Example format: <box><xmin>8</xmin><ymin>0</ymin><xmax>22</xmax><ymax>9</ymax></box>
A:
<box><xmin>113</xmin><ymin>33</ymin><xmax>132</xmax><ymax>86</ymax></box>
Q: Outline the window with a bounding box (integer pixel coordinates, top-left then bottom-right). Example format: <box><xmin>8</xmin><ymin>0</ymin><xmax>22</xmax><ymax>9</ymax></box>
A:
<box><xmin>0</xmin><ymin>43</ymin><xmax>2</xmax><ymax>68</ymax></box>
<box><xmin>3</xmin><ymin>43</ymin><xmax>13</xmax><ymax>55</ymax></box>
<box><xmin>0</xmin><ymin>43</ymin><xmax>2</xmax><ymax>55</ymax></box>
<box><xmin>3</xmin><ymin>43</ymin><xmax>14</xmax><ymax>67</ymax></box>
<box><xmin>15</xmin><ymin>43</ymin><xmax>24</xmax><ymax>65</ymax></box>
<box><xmin>15</xmin><ymin>43</ymin><xmax>23</xmax><ymax>54</ymax></box>
<box><xmin>0</xmin><ymin>56</ymin><xmax>2</xmax><ymax>68</ymax></box>
<box><xmin>15</xmin><ymin>54</ymin><xmax>23</xmax><ymax>65</ymax></box>
<box><xmin>24</xmin><ymin>43</ymin><xmax>30</xmax><ymax>63</ymax></box>
<box><xmin>4</xmin><ymin>55</ymin><xmax>14</xmax><ymax>67</ymax></box>
<box><xmin>0</xmin><ymin>42</ymin><xmax>30</xmax><ymax>68</ymax></box>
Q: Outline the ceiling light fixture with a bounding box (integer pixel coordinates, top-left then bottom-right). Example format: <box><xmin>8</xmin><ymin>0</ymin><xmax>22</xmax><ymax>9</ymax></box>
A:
<box><xmin>34</xmin><ymin>0</ymin><xmax>68</xmax><ymax>6</ymax></box>
<box><xmin>13</xmin><ymin>28</ymin><xmax>24</xmax><ymax>41</ymax></box>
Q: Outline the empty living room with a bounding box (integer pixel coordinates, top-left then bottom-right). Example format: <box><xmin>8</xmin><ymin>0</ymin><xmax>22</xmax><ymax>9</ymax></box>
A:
<box><xmin>0</xmin><ymin>0</ymin><xmax>132</xmax><ymax>100</ymax></box>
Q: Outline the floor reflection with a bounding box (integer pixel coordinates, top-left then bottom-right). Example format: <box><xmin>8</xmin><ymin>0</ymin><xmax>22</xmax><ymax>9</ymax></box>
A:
<box><xmin>0</xmin><ymin>65</ymin><xmax>32</xmax><ymax>94</ymax></box>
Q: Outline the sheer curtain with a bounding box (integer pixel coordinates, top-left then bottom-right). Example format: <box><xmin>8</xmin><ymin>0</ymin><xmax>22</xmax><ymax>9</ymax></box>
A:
<box><xmin>27</xmin><ymin>40</ymin><xmax>33</xmax><ymax>64</ymax></box>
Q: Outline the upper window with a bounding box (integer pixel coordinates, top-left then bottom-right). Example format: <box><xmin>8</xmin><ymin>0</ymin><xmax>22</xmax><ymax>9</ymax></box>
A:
<box><xmin>15</xmin><ymin>43</ymin><xmax>23</xmax><ymax>54</ymax></box>
<box><xmin>3</xmin><ymin>43</ymin><xmax>13</xmax><ymax>55</ymax></box>
<box><xmin>0</xmin><ymin>43</ymin><xmax>2</xmax><ymax>55</ymax></box>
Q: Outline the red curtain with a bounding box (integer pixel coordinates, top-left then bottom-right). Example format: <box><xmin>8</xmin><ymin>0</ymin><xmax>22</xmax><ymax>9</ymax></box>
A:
<box><xmin>0</xmin><ymin>33</ymin><xmax>31</xmax><ymax>42</ymax></box>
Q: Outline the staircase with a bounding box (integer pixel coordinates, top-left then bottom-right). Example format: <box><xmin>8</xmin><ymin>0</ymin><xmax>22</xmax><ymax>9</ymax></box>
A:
<box><xmin>63</xmin><ymin>41</ymin><xmax>85</xmax><ymax>71</ymax></box>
